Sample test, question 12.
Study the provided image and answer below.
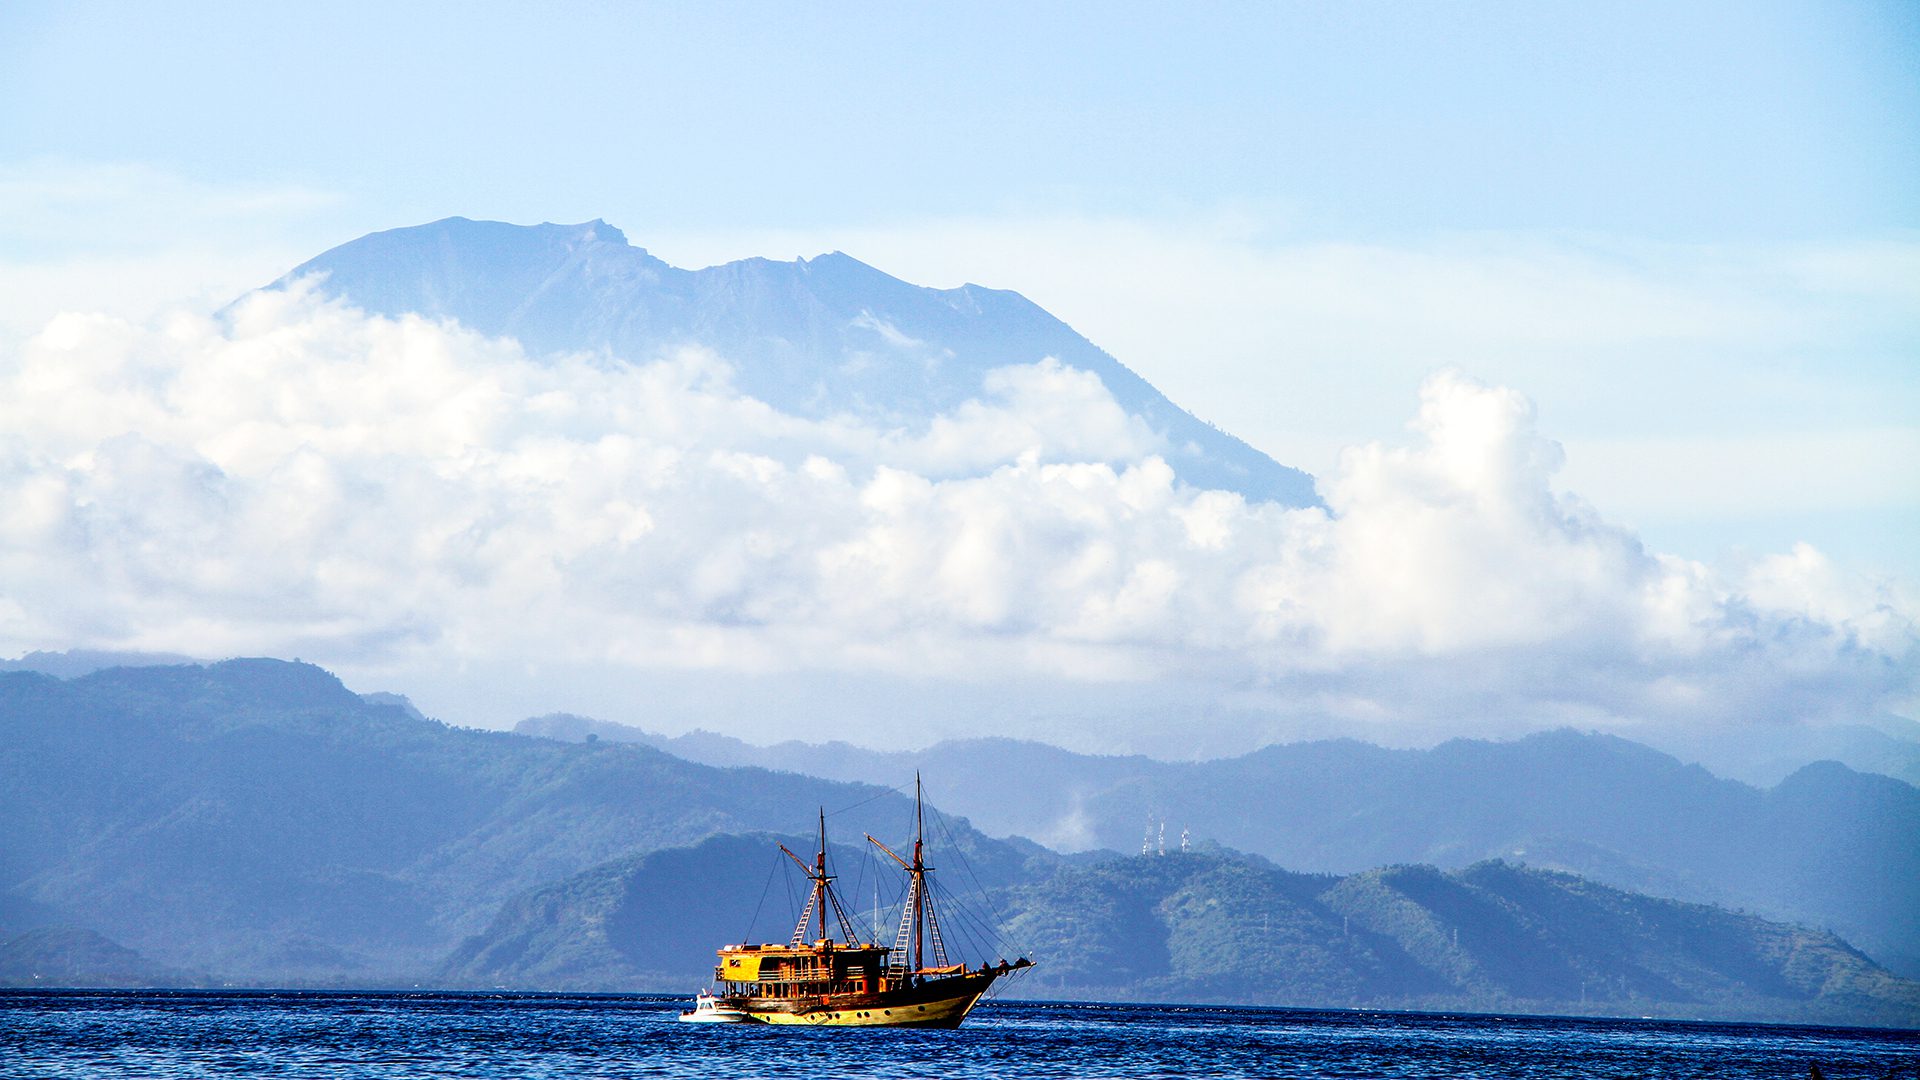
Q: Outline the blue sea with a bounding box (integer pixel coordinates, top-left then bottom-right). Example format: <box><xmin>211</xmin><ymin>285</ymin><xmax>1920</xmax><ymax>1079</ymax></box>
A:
<box><xmin>2</xmin><ymin>990</ymin><xmax>1915</xmax><ymax>1078</ymax></box>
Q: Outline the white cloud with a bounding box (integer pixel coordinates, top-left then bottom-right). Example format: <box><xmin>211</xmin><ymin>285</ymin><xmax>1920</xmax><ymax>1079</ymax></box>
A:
<box><xmin>641</xmin><ymin>216</ymin><xmax>1920</xmax><ymax>547</ymax></box>
<box><xmin>7</xmin><ymin>180</ymin><xmax>1912</xmax><ymax>583</ymax></box>
<box><xmin>0</xmin><ymin>287</ymin><xmax>1912</xmax><ymax>745</ymax></box>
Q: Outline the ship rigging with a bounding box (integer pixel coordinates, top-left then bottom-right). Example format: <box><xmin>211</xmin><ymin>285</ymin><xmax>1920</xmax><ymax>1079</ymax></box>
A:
<box><xmin>679</xmin><ymin>775</ymin><xmax>1032</xmax><ymax>1027</ymax></box>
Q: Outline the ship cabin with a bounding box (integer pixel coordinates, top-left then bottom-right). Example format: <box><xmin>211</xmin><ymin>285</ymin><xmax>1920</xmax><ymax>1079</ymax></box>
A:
<box><xmin>716</xmin><ymin>941</ymin><xmax>895</xmax><ymax>999</ymax></box>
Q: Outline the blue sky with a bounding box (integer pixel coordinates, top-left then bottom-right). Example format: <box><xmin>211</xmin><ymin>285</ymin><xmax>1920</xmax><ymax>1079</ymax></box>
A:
<box><xmin>0</xmin><ymin>2</ymin><xmax>1915</xmax><ymax>744</ymax></box>
<box><xmin>5</xmin><ymin>2</ymin><xmax>1915</xmax><ymax>240</ymax></box>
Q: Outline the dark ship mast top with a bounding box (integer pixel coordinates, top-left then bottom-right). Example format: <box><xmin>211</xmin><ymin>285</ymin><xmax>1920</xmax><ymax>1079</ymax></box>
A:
<box><xmin>779</xmin><ymin>809</ymin><xmax>860</xmax><ymax>947</ymax></box>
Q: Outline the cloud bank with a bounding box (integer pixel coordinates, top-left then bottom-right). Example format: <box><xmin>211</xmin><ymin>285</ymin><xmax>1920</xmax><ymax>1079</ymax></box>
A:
<box><xmin>0</xmin><ymin>285</ymin><xmax>1911</xmax><ymax>744</ymax></box>
<box><xmin>651</xmin><ymin>217</ymin><xmax>1920</xmax><ymax>583</ymax></box>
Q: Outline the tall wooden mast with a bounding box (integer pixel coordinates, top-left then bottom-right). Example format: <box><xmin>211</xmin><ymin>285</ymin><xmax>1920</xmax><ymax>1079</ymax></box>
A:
<box><xmin>912</xmin><ymin>773</ymin><xmax>925</xmax><ymax>974</ymax></box>
<box><xmin>780</xmin><ymin>807</ymin><xmax>858</xmax><ymax>946</ymax></box>
<box><xmin>814</xmin><ymin>808</ymin><xmax>828</xmax><ymax>943</ymax></box>
<box><xmin>868</xmin><ymin>772</ymin><xmax>937</xmax><ymax>977</ymax></box>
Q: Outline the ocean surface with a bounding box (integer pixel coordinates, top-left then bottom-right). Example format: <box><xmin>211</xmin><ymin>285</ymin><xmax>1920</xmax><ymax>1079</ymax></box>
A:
<box><xmin>2</xmin><ymin>990</ymin><xmax>1915</xmax><ymax>1079</ymax></box>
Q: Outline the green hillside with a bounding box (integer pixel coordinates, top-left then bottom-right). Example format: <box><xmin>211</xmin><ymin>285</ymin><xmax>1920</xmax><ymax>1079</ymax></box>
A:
<box><xmin>437</xmin><ymin>839</ymin><xmax>1920</xmax><ymax>1027</ymax></box>
<box><xmin>1004</xmin><ymin>853</ymin><xmax>1920</xmax><ymax>1027</ymax></box>
<box><xmin>0</xmin><ymin>927</ymin><xmax>207</xmax><ymax>989</ymax></box>
<box><xmin>440</xmin><ymin>833</ymin><xmax>922</xmax><ymax>990</ymax></box>
<box><xmin>7</xmin><ymin>657</ymin><xmax>1916</xmax><ymax>1027</ymax></box>
<box><xmin>521</xmin><ymin>718</ymin><xmax>1920</xmax><ymax>978</ymax></box>
<box><xmin>0</xmin><ymin>660</ymin><xmax>1047</xmax><ymax>984</ymax></box>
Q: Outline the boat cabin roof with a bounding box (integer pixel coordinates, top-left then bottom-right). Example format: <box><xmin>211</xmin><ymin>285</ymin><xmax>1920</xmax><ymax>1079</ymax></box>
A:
<box><xmin>719</xmin><ymin>942</ymin><xmax>889</xmax><ymax>958</ymax></box>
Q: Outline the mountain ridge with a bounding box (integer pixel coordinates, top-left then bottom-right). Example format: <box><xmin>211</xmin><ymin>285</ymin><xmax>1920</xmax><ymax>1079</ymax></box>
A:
<box><xmin>514</xmin><ymin>714</ymin><xmax>1920</xmax><ymax>978</ymax></box>
<box><xmin>441</xmin><ymin>840</ymin><xmax>1920</xmax><ymax>1028</ymax></box>
<box><xmin>4</xmin><ymin>657</ymin><xmax>1916</xmax><ymax>1027</ymax></box>
<box><xmin>266</xmin><ymin>216</ymin><xmax>1317</xmax><ymax>505</ymax></box>
<box><xmin>0</xmin><ymin>659</ymin><xmax>1044</xmax><ymax>984</ymax></box>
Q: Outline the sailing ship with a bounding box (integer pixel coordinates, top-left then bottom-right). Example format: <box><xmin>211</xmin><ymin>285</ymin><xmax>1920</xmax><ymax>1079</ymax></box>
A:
<box><xmin>679</xmin><ymin>776</ymin><xmax>1032</xmax><ymax>1028</ymax></box>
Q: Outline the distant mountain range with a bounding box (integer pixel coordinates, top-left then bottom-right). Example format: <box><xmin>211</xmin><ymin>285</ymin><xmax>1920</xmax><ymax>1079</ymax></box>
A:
<box><xmin>0</xmin><ymin>649</ymin><xmax>199</xmax><ymax>680</ymax></box>
<box><xmin>0</xmin><ymin>927</ymin><xmax>207</xmax><ymax>990</ymax></box>
<box><xmin>0</xmin><ymin>660</ymin><xmax>1043</xmax><ymax>984</ymax></box>
<box><xmin>517</xmin><ymin>715</ymin><xmax>1920</xmax><ymax>980</ymax></box>
<box><xmin>3</xmin><ymin>658</ymin><xmax>1916</xmax><ymax>1025</ymax></box>
<box><xmin>267</xmin><ymin>216</ymin><xmax>1316</xmax><ymax>505</ymax></box>
<box><xmin>999</xmin><ymin>853</ymin><xmax>1919</xmax><ymax>1026</ymax></box>
<box><xmin>439</xmin><ymin>833</ymin><xmax>921</xmax><ymax>992</ymax></box>
<box><xmin>444</xmin><ymin>838</ymin><xmax>1918</xmax><ymax>1027</ymax></box>
<box><xmin>1645</xmin><ymin>721</ymin><xmax>1920</xmax><ymax>789</ymax></box>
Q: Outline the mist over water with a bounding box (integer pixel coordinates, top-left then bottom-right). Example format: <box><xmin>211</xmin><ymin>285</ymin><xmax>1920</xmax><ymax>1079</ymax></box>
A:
<box><xmin>4</xmin><ymin>991</ymin><xmax>1915</xmax><ymax>1079</ymax></box>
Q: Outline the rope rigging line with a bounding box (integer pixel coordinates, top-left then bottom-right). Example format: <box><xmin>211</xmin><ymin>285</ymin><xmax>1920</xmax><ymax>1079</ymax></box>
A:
<box><xmin>845</xmin><ymin>841</ymin><xmax>870</xmax><ymax>942</ymax></box>
<box><xmin>825</xmin><ymin>878</ymin><xmax>861</xmax><ymax>944</ymax></box>
<box><xmin>928</xmin><ymin>794</ymin><xmax>1031</xmax><ymax>958</ymax></box>
<box><xmin>823</xmin><ymin>783</ymin><xmax>907</xmax><ymax>821</ymax></box>
<box><xmin>843</xmin><ymin>774</ymin><xmax>1038</xmax><ymax>975</ymax></box>
<box><xmin>928</xmin><ymin>872</ymin><xmax>1019</xmax><ymax>961</ymax></box>
<box><xmin>926</xmin><ymin>876</ymin><xmax>988</xmax><ymax>963</ymax></box>
<box><xmin>779</xmin><ymin>860</ymin><xmax>800</xmax><ymax>940</ymax></box>
<box><xmin>951</xmin><ymin>878</ymin><xmax>1020</xmax><ymax>956</ymax></box>
<box><xmin>742</xmin><ymin>852</ymin><xmax>783</xmax><ymax>944</ymax></box>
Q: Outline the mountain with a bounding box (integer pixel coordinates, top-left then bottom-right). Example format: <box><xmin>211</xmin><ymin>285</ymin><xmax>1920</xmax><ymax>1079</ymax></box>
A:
<box><xmin>515</xmin><ymin>718</ymin><xmax>1920</xmax><ymax>979</ymax></box>
<box><xmin>1003</xmin><ymin>854</ymin><xmax>1920</xmax><ymax>1027</ymax></box>
<box><xmin>440</xmin><ymin>832</ymin><xmax>960</xmax><ymax>991</ymax></box>
<box><xmin>0</xmin><ymin>649</ymin><xmax>201</xmax><ymax>679</ymax></box>
<box><xmin>440</xmin><ymin>841</ymin><xmax>1920</xmax><ymax>1028</ymax></box>
<box><xmin>7</xmin><ymin>658</ymin><xmax>1915</xmax><ymax>1025</ymax></box>
<box><xmin>0</xmin><ymin>927</ymin><xmax>208</xmax><ymax>989</ymax></box>
<box><xmin>267</xmin><ymin>217</ymin><xmax>1316</xmax><ymax>505</ymax></box>
<box><xmin>0</xmin><ymin>660</ymin><xmax>1047</xmax><ymax>984</ymax></box>
<box><xmin>1644</xmin><ymin>721</ymin><xmax>1920</xmax><ymax>789</ymax></box>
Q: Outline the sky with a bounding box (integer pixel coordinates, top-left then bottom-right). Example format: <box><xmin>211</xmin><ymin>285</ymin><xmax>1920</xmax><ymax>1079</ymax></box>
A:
<box><xmin>1</xmin><ymin>2</ymin><xmax>1915</xmax><ymax>752</ymax></box>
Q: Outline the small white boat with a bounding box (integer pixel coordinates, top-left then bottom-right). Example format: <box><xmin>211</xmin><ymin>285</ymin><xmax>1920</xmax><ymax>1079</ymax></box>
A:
<box><xmin>677</xmin><ymin>989</ymin><xmax>758</xmax><ymax>1023</ymax></box>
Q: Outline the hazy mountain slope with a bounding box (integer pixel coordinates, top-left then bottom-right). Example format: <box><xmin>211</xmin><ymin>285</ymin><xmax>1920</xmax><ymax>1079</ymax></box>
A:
<box><xmin>515</xmin><ymin>716</ymin><xmax>1159</xmax><ymax>839</ymax></box>
<box><xmin>1006</xmin><ymin>853</ymin><xmax>1919</xmax><ymax>1026</ymax></box>
<box><xmin>0</xmin><ymin>660</ymin><xmax>1046</xmax><ymax>983</ymax></box>
<box><xmin>441</xmin><ymin>841</ymin><xmax>1920</xmax><ymax>1027</ymax></box>
<box><xmin>0</xmin><ymin>927</ymin><xmax>209</xmax><ymax>989</ymax></box>
<box><xmin>270</xmin><ymin>217</ymin><xmax>1315</xmax><ymax>505</ymax></box>
<box><xmin>516</xmin><ymin>717</ymin><xmax>1919</xmax><ymax>978</ymax></box>
<box><xmin>0</xmin><ymin>649</ymin><xmax>200</xmax><ymax>679</ymax></box>
<box><xmin>441</xmin><ymin>833</ymin><xmax>934</xmax><ymax>990</ymax></box>
<box><xmin>1645</xmin><ymin>721</ymin><xmax>1920</xmax><ymax>789</ymax></box>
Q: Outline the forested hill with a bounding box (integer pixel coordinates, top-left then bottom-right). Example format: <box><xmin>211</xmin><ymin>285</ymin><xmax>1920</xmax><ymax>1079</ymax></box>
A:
<box><xmin>520</xmin><ymin>715</ymin><xmax>1920</xmax><ymax>979</ymax></box>
<box><xmin>1001</xmin><ymin>853</ymin><xmax>1920</xmax><ymax>1028</ymax></box>
<box><xmin>0</xmin><ymin>660</ymin><xmax>1049</xmax><ymax>984</ymax></box>
<box><xmin>440</xmin><ymin>842</ymin><xmax>1920</xmax><ymax>1028</ymax></box>
<box><xmin>6</xmin><ymin>657</ymin><xmax>1917</xmax><ymax>1027</ymax></box>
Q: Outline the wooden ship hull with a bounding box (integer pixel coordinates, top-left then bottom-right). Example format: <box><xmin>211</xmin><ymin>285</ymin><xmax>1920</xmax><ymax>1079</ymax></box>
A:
<box><xmin>729</xmin><ymin>968</ymin><xmax>999</xmax><ymax>1028</ymax></box>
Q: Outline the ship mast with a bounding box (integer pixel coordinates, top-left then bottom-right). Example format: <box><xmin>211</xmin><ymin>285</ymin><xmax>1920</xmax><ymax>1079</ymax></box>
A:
<box><xmin>817</xmin><ymin>808</ymin><xmax>829</xmax><ymax>943</ymax></box>
<box><xmin>780</xmin><ymin>808</ymin><xmax>858</xmax><ymax>946</ymax></box>
<box><xmin>868</xmin><ymin>771</ymin><xmax>946</xmax><ymax>976</ymax></box>
<box><xmin>914</xmin><ymin>774</ymin><xmax>926</xmax><ymax>972</ymax></box>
